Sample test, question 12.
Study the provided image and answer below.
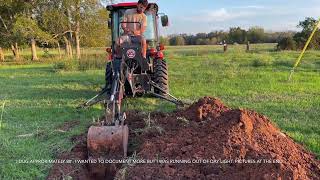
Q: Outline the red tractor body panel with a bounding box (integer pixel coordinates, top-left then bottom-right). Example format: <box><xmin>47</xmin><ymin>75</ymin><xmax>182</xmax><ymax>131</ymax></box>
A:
<box><xmin>111</xmin><ymin>2</ymin><xmax>138</xmax><ymax>8</ymax></box>
<box><xmin>109</xmin><ymin>2</ymin><xmax>158</xmax><ymax>12</ymax></box>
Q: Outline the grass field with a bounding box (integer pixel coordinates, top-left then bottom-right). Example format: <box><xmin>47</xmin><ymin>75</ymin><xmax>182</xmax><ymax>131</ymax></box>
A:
<box><xmin>0</xmin><ymin>44</ymin><xmax>320</xmax><ymax>179</ymax></box>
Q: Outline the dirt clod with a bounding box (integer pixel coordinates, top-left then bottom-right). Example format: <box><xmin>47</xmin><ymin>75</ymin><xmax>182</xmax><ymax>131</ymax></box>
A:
<box><xmin>181</xmin><ymin>96</ymin><xmax>230</xmax><ymax>121</ymax></box>
<box><xmin>47</xmin><ymin>97</ymin><xmax>320</xmax><ymax>180</ymax></box>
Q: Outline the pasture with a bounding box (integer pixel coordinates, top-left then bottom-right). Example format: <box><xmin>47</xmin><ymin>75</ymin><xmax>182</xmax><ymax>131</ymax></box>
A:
<box><xmin>0</xmin><ymin>44</ymin><xmax>319</xmax><ymax>179</ymax></box>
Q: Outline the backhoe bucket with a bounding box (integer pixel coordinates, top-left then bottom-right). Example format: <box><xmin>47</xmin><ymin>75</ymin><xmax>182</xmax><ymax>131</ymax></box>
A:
<box><xmin>87</xmin><ymin>125</ymin><xmax>129</xmax><ymax>177</ymax></box>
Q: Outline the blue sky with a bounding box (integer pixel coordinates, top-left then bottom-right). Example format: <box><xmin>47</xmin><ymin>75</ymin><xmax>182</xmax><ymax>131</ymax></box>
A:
<box><xmin>112</xmin><ymin>0</ymin><xmax>320</xmax><ymax>35</ymax></box>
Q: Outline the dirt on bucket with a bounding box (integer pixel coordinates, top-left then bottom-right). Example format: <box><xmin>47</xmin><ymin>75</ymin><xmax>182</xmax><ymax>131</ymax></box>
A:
<box><xmin>47</xmin><ymin>97</ymin><xmax>320</xmax><ymax>180</ymax></box>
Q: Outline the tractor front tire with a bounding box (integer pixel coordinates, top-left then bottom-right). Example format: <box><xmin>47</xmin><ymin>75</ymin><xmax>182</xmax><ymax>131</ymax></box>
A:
<box><xmin>154</xmin><ymin>59</ymin><xmax>169</xmax><ymax>95</ymax></box>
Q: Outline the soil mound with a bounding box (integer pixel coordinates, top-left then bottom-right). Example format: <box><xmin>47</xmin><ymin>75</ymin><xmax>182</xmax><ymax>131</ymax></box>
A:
<box><xmin>181</xmin><ymin>97</ymin><xmax>230</xmax><ymax>122</ymax></box>
<box><xmin>47</xmin><ymin>97</ymin><xmax>320</xmax><ymax>180</ymax></box>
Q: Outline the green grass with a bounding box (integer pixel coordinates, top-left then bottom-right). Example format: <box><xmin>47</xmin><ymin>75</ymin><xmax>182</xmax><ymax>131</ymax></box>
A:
<box><xmin>1</xmin><ymin>47</ymin><xmax>106</xmax><ymax>65</ymax></box>
<box><xmin>0</xmin><ymin>44</ymin><xmax>320</xmax><ymax>179</ymax></box>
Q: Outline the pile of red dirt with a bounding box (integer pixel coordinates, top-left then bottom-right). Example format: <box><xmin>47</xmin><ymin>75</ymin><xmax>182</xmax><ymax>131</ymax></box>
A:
<box><xmin>47</xmin><ymin>97</ymin><xmax>320</xmax><ymax>180</ymax></box>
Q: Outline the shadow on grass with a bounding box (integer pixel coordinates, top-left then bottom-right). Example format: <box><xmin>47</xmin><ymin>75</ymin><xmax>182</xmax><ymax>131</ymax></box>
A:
<box><xmin>0</xmin><ymin>65</ymin><xmax>55</xmax><ymax>73</ymax></box>
<box><xmin>11</xmin><ymin>87</ymin><xmax>98</xmax><ymax>101</ymax></box>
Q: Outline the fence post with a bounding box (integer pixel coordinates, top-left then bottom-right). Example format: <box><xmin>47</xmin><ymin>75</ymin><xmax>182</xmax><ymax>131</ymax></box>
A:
<box><xmin>223</xmin><ymin>40</ymin><xmax>228</xmax><ymax>52</ymax></box>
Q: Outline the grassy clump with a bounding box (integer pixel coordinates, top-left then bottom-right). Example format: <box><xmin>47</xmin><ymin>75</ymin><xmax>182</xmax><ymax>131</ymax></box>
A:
<box><xmin>53</xmin><ymin>60</ymin><xmax>79</xmax><ymax>71</ymax></box>
<box><xmin>53</xmin><ymin>56</ymin><xmax>106</xmax><ymax>72</ymax></box>
<box><xmin>78</xmin><ymin>57</ymin><xmax>106</xmax><ymax>71</ymax></box>
<box><xmin>251</xmin><ymin>54</ymin><xmax>274</xmax><ymax>67</ymax></box>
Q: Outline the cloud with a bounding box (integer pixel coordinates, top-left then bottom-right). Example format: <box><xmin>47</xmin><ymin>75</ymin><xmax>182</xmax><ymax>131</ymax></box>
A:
<box><xmin>207</xmin><ymin>8</ymin><xmax>255</xmax><ymax>21</ymax></box>
<box><xmin>231</xmin><ymin>5</ymin><xmax>265</xmax><ymax>9</ymax></box>
<box><xmin>167</xmin><ymin>2</ymin><xmax>320</xmax><ymax>34</ymax></box>
<box><xmin>183</xmin><ymin>8</ymin><xmax>258</xmax><ymax>22</ymax></box>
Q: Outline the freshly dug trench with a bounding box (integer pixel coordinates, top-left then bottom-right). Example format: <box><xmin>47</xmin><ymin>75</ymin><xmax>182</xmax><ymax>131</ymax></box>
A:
<box><xmin>47</xmin><ymin>97</ymin><xmax>320</xmax><ymax>180</ymax></box>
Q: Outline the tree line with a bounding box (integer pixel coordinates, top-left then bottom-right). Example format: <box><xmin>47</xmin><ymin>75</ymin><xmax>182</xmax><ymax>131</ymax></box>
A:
<box><xmin>0</xmin><ymin>0</ymin><xmax>112</xmax><ymax>61</ymax></box>
<box><xmin>278</xmin><ymin>17</ymin><xmax>320</xmax><ymax>50</ymax></box>
<box><xmin>1</xmin><ymin>1</ymin><xmax>318</xmax><ymax>63</ymax></box>
<box><xmin>160</xmin><ymin>27</ymin><xmax>295</xmax><ymax>46</ymax></box>
<box><xmin>161</xmin><ymin>17</ymin><xmax>320</xmax><ymax>51</ymax></box>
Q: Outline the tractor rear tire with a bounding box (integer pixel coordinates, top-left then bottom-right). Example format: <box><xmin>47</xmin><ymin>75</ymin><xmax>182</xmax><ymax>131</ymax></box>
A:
<box><xmin>154</xmin><ymin>59</ymin><xmax>169</xmax><ymax>95</ymax></box>
<box><xmin>105</xmin><ymin>62</ymin><xmax>113</xmax><ymax>93</ymax></box>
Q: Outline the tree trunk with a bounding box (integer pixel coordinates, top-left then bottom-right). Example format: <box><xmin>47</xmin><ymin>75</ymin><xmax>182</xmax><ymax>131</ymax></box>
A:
<box><xmin>11</xmin><ymin>45</ymin><xmax>16</xmax><ymax>56</ymax></box>
<box><xmin>11</xmin><ymin>43</ymin><xmax>20</xmax><ymax>61</ymax></box>
<box><xmin>57</xmin><ymin>42</ymin><xmax>62</xmax><ymax>59</ymax></box>
<box><xmin>68</xmin><ymin>41</ymin><xmax>73</xmax><ymax>59</ymax></box>
<box><xmin>16</xmin><ymin>43</ymin><xmax>20</xmax><ymax>56</ymax></box>
<box><xmin>74</xmin><ymin>1</ymin><xmax>81</xmax><ymax>60</ymax></box>
<box><xmin>63</xmin><ymin>36</ymin><xmax>73</xmax><ymax>59</ymax></box>
<box><xmin>75</xmin><ymin>21</ymin><xmax>81</xmax><ymax>60</ymax></box>
<box><xmin>31</xmin><ymin>38</ymin><xmax>38</xmax><ymax>61</ymax></box>
<box><xmin>0</xmin><ymin>47</ymin><xmax>4</xmax><ymax>61</ymax></box>
<box><xmin>66</xmin><ymin>8</ymin><xmax>74</xmax><ymax>59</ymax></box>
<box><xmin>63</xmin><ymin>36</ymin><xmax>70</xmax><ymax>58</ymax></box>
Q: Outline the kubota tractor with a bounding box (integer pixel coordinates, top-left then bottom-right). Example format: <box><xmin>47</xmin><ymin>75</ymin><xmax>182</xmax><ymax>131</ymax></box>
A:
<box><xmin>80</xmin><ymin>2</ymin><xmax>183</xmax><ymax>177</ymax></box>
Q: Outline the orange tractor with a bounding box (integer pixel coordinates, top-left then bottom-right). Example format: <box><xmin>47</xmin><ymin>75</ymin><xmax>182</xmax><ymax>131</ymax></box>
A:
<box><xmin>80</xmin><ymin>2</ymin><xmax>183</xmax><ymax>176</ymax></box>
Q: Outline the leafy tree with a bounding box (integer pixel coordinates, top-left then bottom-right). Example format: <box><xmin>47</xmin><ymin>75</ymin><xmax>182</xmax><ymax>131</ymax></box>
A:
<box><xmin>196</xmin><ymin>33</ymin><xmax>207</xmax><ymax>39</ymax></box>
<box><xmin>228</xmin><ymin>27</ymin><xmax>247</xmax><ymax>44</ymax></box>
<box><xmin>81</xmin><ymin>8</ymin><xmax>110</xmax><ymax>47</ymax></box>
<box><xmin>0</xmin><ymin>0</ymin><xmax>31</xmax><ymax>60</ymax></box>
<box><xmin>36</xmin><ymin>0</ymin><xmax>108</xmax><ymax>58</ymax></box>
<box><xmin>247</xmin><ymin>27</ymin><xmax>265</xmax><ymax>43</ymax></box>
<box><xmin>265</xmin><ymin>31</ymin><xmax>295</xmax><ymax>43</ymax></box>
<box><xmin>209</xmin><ymin>37</ymin><xmax>218</xmax><ymax>45</ymax></box>
<box><xmin>298</xmin><ymin>17</ymin><xmax>317</xmax><ymax>32</ymax></box>
<box><xmin>208</xmin><ymin>31</ymin><xmax>229</xmax><ymax>44</ymax></box>
<box><xmin>196</xmin><ymin>38</ymin><xmax>209</xmax><ymax>45</ymax></box>
<box><xmin>277</xmin><ymin>36</ymin><xmax>297</xmax><ymax>50</ymax></box>
<box><xmin>294</xmin><ymin>17</ymin><xmax>320</xmax><ymax>50</ymax></box>
<box><xmin>160</xmin><ymin>36</ymin><xmax>170</xmax><ymax>46</ymax></box>
<box><xmin>13</xmin><ymin>15</ymin><xmax>51</xmax><ymax>60</ymax></box>
<box><xmin>1</xmin><ymin>0</ymin><xmax>110</xmax><ymax>60</ymax></box>
<box><xmin>36</xmin><ymin>0</ymin><xmax>74</xmax><ymax>58</ymax></box>
<box><xmin>40</xmin><ymin>8</ymin><xmax>69</xmax><ymax>39</ymax></box>
<box><xmin>184</xmin><ymin>35</ymin><xmax>197</xmax><ymax>45</ymax></box>
<box><xmin>169</xmin><ymin>36</ymin><xmax>185</xmax><ymax>46</ymax></box>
